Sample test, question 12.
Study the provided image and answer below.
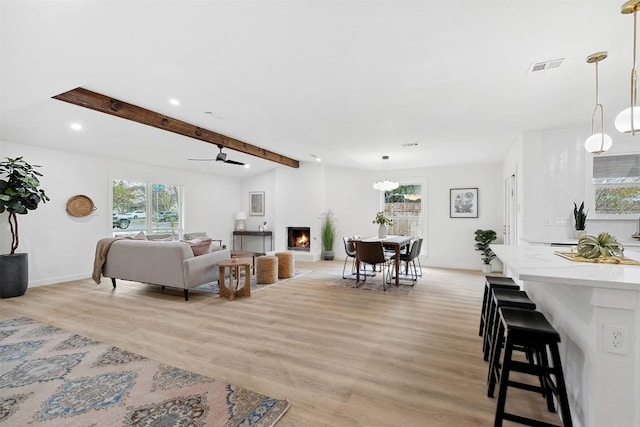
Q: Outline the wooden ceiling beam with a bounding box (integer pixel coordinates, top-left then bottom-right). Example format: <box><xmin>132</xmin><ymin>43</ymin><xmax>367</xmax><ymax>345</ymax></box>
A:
<box><xmin>52</xmin><ymin>87</ymin><xmax>299</xmax><ymax>168</ymax></box>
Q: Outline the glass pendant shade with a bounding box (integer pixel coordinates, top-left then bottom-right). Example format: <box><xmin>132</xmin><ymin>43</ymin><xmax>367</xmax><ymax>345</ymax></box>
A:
<box><xmin>373</xmin><ymin>155</ymin><xmax>399</xmax><ymax>191</ymax></box>
<box><xmin>584</xmin><ymin>133</ymin><xmax>613</xmax><ymax>154</ymax></box>
<box><xmin>618</xmin><ymin>0</ymin><xmax>640</xmax><ymax>135</ymax></box>
<box><xmin>373</xmin><ymin>179</ymin><xmax>400</xmax><ymax>191</ymax></box>
<box><xmin>614</xmin><ymin>106</ymin><xmax>640</xmax><ymax>133</ymax></box>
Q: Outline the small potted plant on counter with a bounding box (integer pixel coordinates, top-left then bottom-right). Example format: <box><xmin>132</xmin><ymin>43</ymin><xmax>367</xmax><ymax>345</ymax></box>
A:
<box><xmin>573</xmin><ymin>201</ymin><xmax>587</xmax><ymax>239</ymax></box>
<box><xmin>474</xmin><ymin>229</ymin><xmax>497</xmax><ymax>273</ymax></box>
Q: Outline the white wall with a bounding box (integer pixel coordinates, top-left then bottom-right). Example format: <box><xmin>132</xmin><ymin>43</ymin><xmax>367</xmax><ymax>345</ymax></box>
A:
<box><xmin>412</xmin><ymin>162</ymin><xmax>503</xmax><ymax>269</ymax></box>
<box><xmin>515</xmin><ymin>126</ymin><xmax>640</xmax><ymax>244</ymax></box>
<box><xmin>237</xmin><ymin>161</ymin><xmax>504</xmax><ymax>270</ymax></box>
<box><xmin>1</xmin><ymin>142</ymin><xmax>241</xmax><ymax>286</ymax></box>
<box><xmin>1</xmin><ymin>141</ymin><xmax>507</xmax><ymax>287</ymax></box>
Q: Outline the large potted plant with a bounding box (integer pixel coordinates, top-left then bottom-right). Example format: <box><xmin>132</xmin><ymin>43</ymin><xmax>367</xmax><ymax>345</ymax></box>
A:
<box><xmin>320</xmin><ymin>210</ymin><xmax>337</xmax><ymax>260</ymax></box>
<box><xmin>474</xmin><ymin>229</ymin><xmax>497</xmax><ymax>273</ymax></box>
<box><xmin>0</xmin><ymin>157</ymin><xmax>49</xmax><ymax>297</ymax></box>
<box><xmin>373</xmin><ymin>211</ymin><xmax>392</xmax><ymax>238</ymax></box>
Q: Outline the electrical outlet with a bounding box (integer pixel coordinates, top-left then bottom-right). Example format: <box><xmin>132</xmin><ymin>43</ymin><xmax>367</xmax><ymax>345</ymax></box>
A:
<box><xmin>603</xmin><ymin>324</ymin><xmax>629</xmax><ymax>355</ymax></box>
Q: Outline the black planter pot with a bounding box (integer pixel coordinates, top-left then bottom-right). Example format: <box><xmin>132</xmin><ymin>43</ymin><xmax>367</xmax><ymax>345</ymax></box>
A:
<box><xmin>0</xmin><ymin>253</ymin><xmax>29</xmax><ymax>298</ymax></box>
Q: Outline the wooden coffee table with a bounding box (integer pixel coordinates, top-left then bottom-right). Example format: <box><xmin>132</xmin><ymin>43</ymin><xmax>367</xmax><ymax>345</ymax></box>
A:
<box><xmin>230</xmin><ymin>250</ymin><xmax>256</xmax><ymax>275</ymax></box>
<box><xmin>218</xmin><ymin>259</ymin><xmax>251</xmax><ymax>301</ymax></box>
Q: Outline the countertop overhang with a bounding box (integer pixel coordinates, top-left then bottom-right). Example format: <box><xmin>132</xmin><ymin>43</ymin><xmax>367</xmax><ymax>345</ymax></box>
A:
<box><xmin>491</xmin><ymin>244</ymin><xmax>640</xmax><ymax>290</ymax></box>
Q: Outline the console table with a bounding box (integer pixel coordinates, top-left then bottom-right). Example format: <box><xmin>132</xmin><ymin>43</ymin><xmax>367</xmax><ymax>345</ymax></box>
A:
<box><xmin>232</xmin><ymin>231</ymin><xmax>273</xmax><ymax>254</ymax></box>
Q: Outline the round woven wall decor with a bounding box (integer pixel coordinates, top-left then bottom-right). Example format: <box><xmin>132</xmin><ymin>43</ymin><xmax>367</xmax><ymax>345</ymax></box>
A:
<box><xmin>66</xmin><ymin>194</ymin><xmax>96</xmax><ymax>217</ymax></box>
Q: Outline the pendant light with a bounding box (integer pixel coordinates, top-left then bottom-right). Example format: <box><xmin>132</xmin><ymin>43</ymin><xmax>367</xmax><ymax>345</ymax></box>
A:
<box><xmin>372</xmin><ymin>156</ymin><xmax>399</xmax><ymax>192</ymax></box>
<box><xmin>584</xmin><ymin>52</ymin><xmax>613</xmax><ymax>154</ymax></box>
<box><xmin>615</xmin><ymin>0</ymin><xmax>640</xmax><ymax>135</ymax></box>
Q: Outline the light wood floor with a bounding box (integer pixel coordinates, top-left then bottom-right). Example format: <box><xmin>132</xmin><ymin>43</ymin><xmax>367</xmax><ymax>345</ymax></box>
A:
<box><xmin>0</xmin><ymin>260</ymin><xmax>563</xmax><ymax>426</ymax></box>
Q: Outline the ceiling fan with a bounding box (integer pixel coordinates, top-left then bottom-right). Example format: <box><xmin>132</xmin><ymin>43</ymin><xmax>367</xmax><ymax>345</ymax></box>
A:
<box><xmin>188</xmin><ymin>144</ymin><xmax>246</xmax><ymax>166</ymax></box>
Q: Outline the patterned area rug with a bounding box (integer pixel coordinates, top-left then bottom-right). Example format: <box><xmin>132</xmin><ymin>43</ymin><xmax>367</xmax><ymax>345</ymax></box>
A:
<box><xmin>0</xmin><ymin>317</ymin><xmax>289</xmax><ymax>426</ymax></box>
<box><xmin>193</xmin><ymin>269</ymin><xmax>311</xmax><ymax>295</ymax></box>
<box><xmin>328</xmin><ymin>276</ymin><xmax>416</xmax><ymax>294</ymax></box>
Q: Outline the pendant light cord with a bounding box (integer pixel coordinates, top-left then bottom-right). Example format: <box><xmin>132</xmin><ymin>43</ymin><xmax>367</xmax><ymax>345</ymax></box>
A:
<box><xmin>592</xmin><ymin>59</ymin><xmax>605</xmax><ymax>151</ymax></box>
<box><xmin>633</xmin><ymin>6</ymin><xmax>638</xmax><ymax>135</ymax></box>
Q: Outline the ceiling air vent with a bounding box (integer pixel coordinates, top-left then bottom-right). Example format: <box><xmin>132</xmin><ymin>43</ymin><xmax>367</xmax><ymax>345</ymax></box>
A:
<box><xmin>528</xmin><ymin>57</ymin><xmax>565</xmax><ymax>74</ymax></box>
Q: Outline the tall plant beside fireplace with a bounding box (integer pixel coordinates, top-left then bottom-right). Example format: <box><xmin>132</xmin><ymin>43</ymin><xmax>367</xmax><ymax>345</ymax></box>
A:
<box><xmin>320</xmin><ymin>210</ymin><xmax>337</xmax><ymax>260</ymax></box>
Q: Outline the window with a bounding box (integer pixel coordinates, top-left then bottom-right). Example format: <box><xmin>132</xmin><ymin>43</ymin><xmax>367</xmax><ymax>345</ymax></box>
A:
<box><xmin>112</xmin><ymin>179</ymin><xmax>182</xmax><ymax>236</ymax></box>
<box><xmin>592</xmin><ymin>154</ymin><xmax>640</xmax><ymax>215</ymax></box>
<box><xmin>383</xmin><ymin>184</ymin><xmax>423</xmax><ymax>238</ymax></box>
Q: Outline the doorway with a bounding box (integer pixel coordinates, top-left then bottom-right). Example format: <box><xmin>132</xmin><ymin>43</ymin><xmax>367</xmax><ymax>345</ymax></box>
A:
<box><xmin>504</xmin><ymin>174</ymin><xmax>517</xmax><ymax>245</ymax></box>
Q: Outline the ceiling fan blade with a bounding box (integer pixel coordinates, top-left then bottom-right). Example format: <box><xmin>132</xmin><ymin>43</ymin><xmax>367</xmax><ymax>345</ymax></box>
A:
<box><xmin>188</xmin><ymin>158</ymin><xmax>216</xmax><ymax>161</ymax></box>
<box><xmin>225</xmin><ymin>159</ymin><xmax>245</xmax><ymax>166</ymax></box>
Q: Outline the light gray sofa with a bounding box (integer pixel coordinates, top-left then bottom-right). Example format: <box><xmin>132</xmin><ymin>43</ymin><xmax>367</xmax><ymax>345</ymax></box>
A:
<box><xmin>102</xmin><ymin>239</ymin><xmax>230</xmax><ymax>301</ymax></box>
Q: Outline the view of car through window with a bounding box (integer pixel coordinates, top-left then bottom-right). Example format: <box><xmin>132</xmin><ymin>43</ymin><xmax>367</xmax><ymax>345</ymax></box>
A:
<box><xmin>112</xmin><ymin>180</ymin><xmax>181</xmax><ymax>234</ymax></box>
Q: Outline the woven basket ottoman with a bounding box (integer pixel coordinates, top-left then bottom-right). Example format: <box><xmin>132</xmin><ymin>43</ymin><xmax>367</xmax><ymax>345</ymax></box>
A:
<box><xmin>256</xmin><ymin>255</ymin><xmax>278</xmax><ymax>284</ymax></box>
<box><xmin>275</xmin><ymin>252</ymin><xmax>295</xmax><ymax>279</ymax></box>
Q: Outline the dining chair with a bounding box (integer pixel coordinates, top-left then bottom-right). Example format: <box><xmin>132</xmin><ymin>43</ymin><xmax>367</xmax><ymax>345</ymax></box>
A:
<box><xmin>391</xmin><ymin>238</ymin><xmax>422</xmax><ymax>284</ymax></box>
<box><xmin>343</xmin><ymin>236</ymin><xmax>375</xmax><ymax>279</ymax></box>
<box><xmin>356</xmin><ymin>241</ymin><xmax>393</xmax><ymax>290</ymax></box>
<box><xmin>342</xmin><ymin>237</ymin><xmax>357</xmax><ymax>279</ymax></box>
<box><xmin>415</xmin><ymin>238</ymin><xmax>423</xmax><ymax>277</ymax></box>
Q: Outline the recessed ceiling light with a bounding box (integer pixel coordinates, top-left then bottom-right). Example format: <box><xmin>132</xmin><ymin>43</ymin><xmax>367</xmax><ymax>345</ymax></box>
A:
<box><xmin>310</xmin><ymin>154</ymin><xmax>322</xmax><ymax>162</ymax></box>
<box><xmin>70</xmin><ymin>123</ymin><xmax>82</xmax><ymax>131</ymax></box>
<box><xmin>244</xmin><ymin>164</ymin><xmax>250</xmax><ymax>169</ymax></box>
<box><xmin>169</xmin><ymin>98</ymin><xmax>180</xmax><ymax>106</ymax></box>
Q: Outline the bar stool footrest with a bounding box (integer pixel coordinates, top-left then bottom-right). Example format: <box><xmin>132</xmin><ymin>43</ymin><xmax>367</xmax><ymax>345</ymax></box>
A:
<box><xmin>508</xmin><ymin>380</ymin><xmax>546</xmax><ymax>395</ymax></box>
<box><xmin>503</xmin><ymin>412</ymin><xmax>562</xmax><ymax>427</ymax></box>
<box><xmin>510</xmin><ymin>360</ymin><xmax>551</xmax><ymax>376</ymax></box>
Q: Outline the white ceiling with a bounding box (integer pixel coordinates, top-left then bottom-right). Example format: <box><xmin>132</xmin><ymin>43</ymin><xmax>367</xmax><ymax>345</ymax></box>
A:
<box><xmin>0</xmin><ymin>1</ymin><xmax>636</xmax><ymax>178</ymax></box>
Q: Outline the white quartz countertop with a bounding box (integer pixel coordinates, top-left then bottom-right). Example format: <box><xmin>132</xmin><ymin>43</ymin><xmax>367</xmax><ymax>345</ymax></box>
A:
<box><xmin>491</xmin><ymin>244</ymin><xmax>640</xmax><ymax>290</ymax></box>
<box><xmin>521</xmin><ymin>237</ymin><xmax>640</xmax><ymax>247</ymax></box>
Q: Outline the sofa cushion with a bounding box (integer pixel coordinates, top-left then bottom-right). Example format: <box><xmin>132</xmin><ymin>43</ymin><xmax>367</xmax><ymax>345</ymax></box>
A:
<box><xmin>185</xmin><ymin>237</ymin><xmax>212</xmax><ymax>256</ymax></box>
<box><xmin>133</xmin><ymin>231</ymin><xmax>147</xmax><ymax>240</ymax></box>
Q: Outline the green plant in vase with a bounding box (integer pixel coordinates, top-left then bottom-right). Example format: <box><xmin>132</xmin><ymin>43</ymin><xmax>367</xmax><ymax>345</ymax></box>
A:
<box><xmin>373</xmin><ymin>211</ymin><xmax>392</xmax><ymax>238</ymax></box>
<box><xmin>320</xmin><ymin>210</ymin><xmax>337</xmax><ymax>260</ymax></box>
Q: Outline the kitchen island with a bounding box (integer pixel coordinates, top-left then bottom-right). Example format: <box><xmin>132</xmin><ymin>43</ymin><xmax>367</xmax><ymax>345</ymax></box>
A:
<box><xmin>491</xmin><ymin>244</ymin><xmax>640</xmax><ymax>427</ymax></box>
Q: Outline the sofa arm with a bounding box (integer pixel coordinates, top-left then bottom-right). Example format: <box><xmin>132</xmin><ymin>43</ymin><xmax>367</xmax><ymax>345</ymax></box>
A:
<box><xmin>183</xmin><ymin>249</ymin><xmax>231</xmax><ymax>288</ymax></box>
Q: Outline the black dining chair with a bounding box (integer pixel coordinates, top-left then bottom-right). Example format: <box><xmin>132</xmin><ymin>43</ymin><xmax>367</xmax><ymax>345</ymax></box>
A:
<box><xmin>391</xmin><ymin>238</ymin><xmax>422</xmax><ymax>284</ymax></box>
<box><xmin>342</xmin><ymin>237</ymin><xmax>357</xmax><ymax>279</ymax></box>
<box><xmin>356</xmin><ymin>241</ymin><xmax>393</xmax><ymax>290</ymax></box>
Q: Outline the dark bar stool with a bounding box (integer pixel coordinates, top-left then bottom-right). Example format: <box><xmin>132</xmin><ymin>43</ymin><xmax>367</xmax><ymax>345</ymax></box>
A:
<box><xmin>479</xmin><ymin>276</ymin><xmax>518</xmax><ymax>337</ymax></box>
<box><xmin>489</xmin><ymin>307</ymin><xmax>573</xmax><ymax>427</ymax></box>
<box><xmin>483</xmin><ymin>288</ymin><xmax>536</xmax><ymax>361</ymax></box>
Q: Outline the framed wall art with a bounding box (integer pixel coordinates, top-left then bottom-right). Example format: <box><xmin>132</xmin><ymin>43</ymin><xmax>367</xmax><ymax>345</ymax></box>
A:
<box><xmin>249</xmin><ymin>191</ymin><xmax>265</xmax><ymax>216</ymax></box>
<box><xmin>450</xmin><ymin>187</ymin><xmax>478</xmax><ymax>218</ymax></box>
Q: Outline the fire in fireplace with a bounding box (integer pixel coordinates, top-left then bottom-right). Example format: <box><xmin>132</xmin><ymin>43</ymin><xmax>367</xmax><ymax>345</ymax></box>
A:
<box><xmin>287</xmin><ymin>227</ymin><xmax>310</xmax><ymax>251</ymax></box>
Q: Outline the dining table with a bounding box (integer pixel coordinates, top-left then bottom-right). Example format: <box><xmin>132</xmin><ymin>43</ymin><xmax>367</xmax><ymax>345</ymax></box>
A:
<box><xmin>353</xmin><ymin>235</ymin><xmax>413</xmax><ymax>286</ymax></box>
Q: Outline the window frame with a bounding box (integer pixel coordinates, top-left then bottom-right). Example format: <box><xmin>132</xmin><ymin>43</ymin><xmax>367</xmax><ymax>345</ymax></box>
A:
<box><xmin>380</xmin><ymin>181</ymin><xmax>425</xmax><ymax>248</ymax></box>
<box><xmin>110</xmin><ymin>177</ymin><xmax>184</xmax><ymax>237</ymax></box>
<box><xmin>584</xmin><ymin>150</ymin><xmax>640</xmax><ymax>220</ymax></box>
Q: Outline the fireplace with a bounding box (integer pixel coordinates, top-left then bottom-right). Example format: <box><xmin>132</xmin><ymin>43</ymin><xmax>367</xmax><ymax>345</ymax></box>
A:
<box><xmin>287</xmin><ymin>227</ymin><xmax>310</xmax><ymax>251</ymax></box>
